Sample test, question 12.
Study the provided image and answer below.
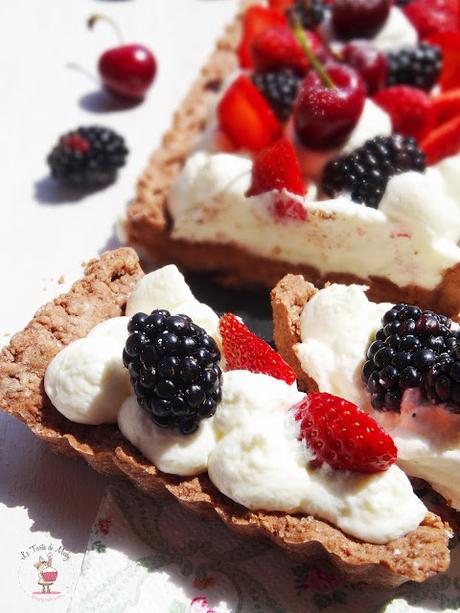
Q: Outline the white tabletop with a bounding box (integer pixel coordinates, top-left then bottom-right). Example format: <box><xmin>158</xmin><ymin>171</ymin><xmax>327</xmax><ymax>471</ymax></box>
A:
<box><xmin>0</xmin><ymin>0</ymin><xmax>237</xmax><ymax>610</ymax></box>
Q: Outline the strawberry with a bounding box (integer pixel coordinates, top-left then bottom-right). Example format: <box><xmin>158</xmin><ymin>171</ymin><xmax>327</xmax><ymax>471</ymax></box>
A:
<box><xmin>237</xmin><ymin>6</ymin><xmax>286</xmax><ymax>69</ymax></box>
<box><xmin>217</xmin><ymin>75</ymin><xmax>282</xmax><ymax>153</ymax></box>
<box><xmin>246</xmin><ymin>138</ymin><xmax>307</xmax><ymax>222</ymax></box>
<box><xmin>421</xmin><ymin>114</ymin><xmax>460</xmax><ymax>164</ymax></box>
<box><xmin>268</xmin><ymin>0</ymin><xmax>294</xmax><ymax>11</ymax></box>
<box><xmin>251</xmin><ymin>25</ymin><xmax>324</xmax><ymax>75</ymax></box>
<box><xmin>373</xmin><ymin>86</ymin><xmax>434</xmax><ymax>141</ymax></box>
<box><xmin>404</xmin><ymin>0</ymin><xmax>460</xmax><ymax>39</ymax></box>
<box><xmin>247</xmin><ymin>138</ymin><xmax>305</xmax><ymax>196</ymax></box>
<box><xmin>219</xmin><ymin>313</ymin><xmax>297</xmax><ymax>385</ymax></box>
<box><xmin>432</xmin><ymin>88</ymin><xmax>460</xmax><ymax>125</ymax></box>
<box><xmin>293</xmin><ymin>392</ymin><xmax>397</xmax><ymax>473</ymax></box>
<box><xmin>428</xmin><ymin>32</ymin><xmax>460</xmax><ymax>91</ymax></box>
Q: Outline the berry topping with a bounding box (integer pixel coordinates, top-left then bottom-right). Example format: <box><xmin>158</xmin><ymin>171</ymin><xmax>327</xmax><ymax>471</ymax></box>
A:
<box><xmin>238</xmin><ymin>6</ymin><xmax>286</xmax><ymax>69</ymax></box>
<box><xmin>47</xmin><ymin>126</ymin><xmax>128</xmax><ymax>187</ymax></box>
<box><xmin>403</xmin><ymin>0</ymin><xmax>460</xmax><ymax>39</ymax></box>
<box><xmin>341</xmin><ymin>41</ymin><xmax>388</xmax><ymax>96</ymax></box>
<box><xmin>247</xmin><ymin>138</ymin><xmax>307</xmax><ymax>221</ymax></box>
<box><xmin>219</xmin><ymin>313</ymin><xmax>296</xmax><ymax>384</ymax></box>
<box><xmin>362</xmin><ymin>304</ymin><xmax>458</xmax><ymax>412</ymax></box>
<box><xmin>294</xmin><ymin>63</ymin><xmax>366</xmax><ymax>149</ymax></box>
<box><xmin>386</xmin><ymin>43</ymin><xmax>443</xmax><ymax>92</ymax></box>
<box><xmin>293</xmin><ymin>392</ymin><xmax>397</xmax><ymax>473</ymax></box>
<box><xmin>286</xmin><ymin>0</ymin><xmax>327</xmax><ymax>30</ymax></box>
<box><xmin>322</xmin><ymin>135</ymin><xmax>426</xmax><ymax>207</ymax></box>
<box><xmin>432</xmin><ymin>88</ymin><xmax>460</xmax><ymax>126</ymax></box>
<box><xmin>88</xmin><ymin>14</ymin><xmax>156</xmax><ymax>100</ymax></box>
<box><xmin>252</xmin><ymin>69</ymin><xmax>301</xmax><ymax>122</ymax></box>
<box><xmin>429</xmin><ymin>32</ymin><xmax>460</xmax><ymax>92</ymax></box>
<box><xmin>251</xmin><ymin>25</ymin><xmax>325</xmax><ymax>75</ymax></box>
<box><xmin>247</xmin><ymin>138</ymin><xmax>305</xmax><ymax>196</ymax></box>
<box><xmin>423</xmin><ymin>345</ymin><xmax>460</xmax><ymax>413</ymax></box>
<box><xmin>373</xmin><ymin>86</ymin><xmax>434</xmax><ymax>140</ymax></box>
<box><xmin>332</xmin><ymin>0</ymin><xmax>392</xmax><ymax>40</ymax></box>
<box><xmin>421</xmin><ymin>114</ymin><xmax>460</xmax><ymax>165</ymax></box>
<box><xmin>123</xmin><ymin>310</ymin><xmax>223</xmax><ymax>435</ymax></box>
<box><xmin>217</xmin><ymin>75</ymin><xmax>282</xmax><ymax>153</ymax></box>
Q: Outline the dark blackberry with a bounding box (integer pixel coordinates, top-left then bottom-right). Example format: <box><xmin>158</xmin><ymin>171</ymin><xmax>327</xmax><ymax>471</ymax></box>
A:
<box><xmin>286</xmin><ymin>0</ymin><xmax>327</xmax><ymax>30</ymax></box>
<box><xmin>252</xmin><ymin>69</ymin><xmax>301</xmax><ymax>122</ymax></box>
<box><xmin>123</xmin><ymin>309</ymin><xmax>223</xmax><ymax>434</ymax></box>
<box><xmin>422</xmin><ymin>346</ymin><xmax>460</xmax><ymax>413</ymax></box>
<box><xmin>362</xmin><ymin>304</ymin><xmax>457</xmax><ymax>412</ymax></box>
<box><xmin>322</xmin><ymin>134</ymin><xmax>426</xmax><ymax>207</ymax></box>
<box><xmin>395</xmin><ymin>0</ymin><xmax>412</xmax><ymax>5</ymax></box>
<box><xmin>386</xmin><ymin>43</ymin><xmax>442</xmax><ymax>92</ymax></box>
<box><xmin>47</xmin><ymin>126</ymin><xmax>128</xmax><ymax>187</ymax></box>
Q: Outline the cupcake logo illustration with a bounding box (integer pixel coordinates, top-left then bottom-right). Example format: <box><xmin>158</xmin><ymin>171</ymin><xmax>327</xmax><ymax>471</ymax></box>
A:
<box><xmin>18</xmin><ymin>541</ymin><xmax>75</xmax><ymax>601</ymax></box>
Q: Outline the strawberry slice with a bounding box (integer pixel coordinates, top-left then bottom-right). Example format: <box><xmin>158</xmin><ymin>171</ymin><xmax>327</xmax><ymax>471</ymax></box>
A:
<box><xmin>246</xmin><ymin>138</ymin><xmax>307</xmax><ymax>222</ymax></box>
<box><xmin>251</xmin><ymin>25</ymin><xmax>324</xmax><ymax>75</ymax></box>
<box><xmin>293</xmin><ymin>392</ymin><xmax>397</xmax><ymax>473</ymax></box>
<box><xmin>428</xmin><ymin>32</ymin><xmax>460</xmax><ymax>91</ymax></box>
<box><xmin>247</xmin><ymin>138</ymin><xmax>305</xmax><ymax>196</ymax></box>
<box><xmin>217</xmin><ymin>75</ymin><xmax>282</xmax><ymax>153</ymax></box>
<box><xmin>373</xmin><ymin>86</ymin><xmax>434</xmax><ymax>141</ymax></box>
<box><xmin>237</xmin><ymin>6</ymin><xmax>286</xmax><ymax>69</ymax></box>
<box><xmin>432</xmin><ymin>88</ymin><xmax>460</xmax><ymax>125</ymax></box>
<box><xmin>421</xmin><ymin>114</ymin><xmax>460</xmax><ymax>164</ymax></box>
<box><xmin>268</xmin><ymin>0</ymin><xmax>294</xmax><ymax>12</ymax></box>
<box><xmin>404</xmin><ymin>0</ymin><xmax>460</xmax><ymax>39</ymax></box>
<box><xmin>219</xmin><ymin>313</ymin><xmax>297</xmax><ymax>385</ymax></box>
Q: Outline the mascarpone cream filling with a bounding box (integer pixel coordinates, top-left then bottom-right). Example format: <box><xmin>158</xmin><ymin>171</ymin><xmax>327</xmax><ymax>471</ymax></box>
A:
<box><xmin>294</xmin><ymin>284</ymin><xmax>460</xmax><ymax>509</ymax></box>
<box><xmin>169</xmin><ymin>150</ymin><xmax>460</xmax><ymax>290</ymax></box>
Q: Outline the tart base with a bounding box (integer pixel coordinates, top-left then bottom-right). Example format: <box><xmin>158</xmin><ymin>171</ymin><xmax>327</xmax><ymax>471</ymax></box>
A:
<box><xmin>0</xmin><ymin>248</ymin><xmax>452</xmax><ymax>588</ymax></box>
<box><xmin>125</xmin><ymin>1</ymin><xmax>460</xmax><ymax>319</ymax></box>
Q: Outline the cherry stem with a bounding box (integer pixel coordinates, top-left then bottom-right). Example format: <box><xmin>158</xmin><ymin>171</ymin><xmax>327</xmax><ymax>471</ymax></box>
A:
<box><xmin>87</xmin><ymin>14</ymin><xmax>124</xmax><ymax>46</ymax></box>
<box><xmin>289</xmin><ymin>13</ymin><xmax>335</xmax><ymax>89</ymax></box>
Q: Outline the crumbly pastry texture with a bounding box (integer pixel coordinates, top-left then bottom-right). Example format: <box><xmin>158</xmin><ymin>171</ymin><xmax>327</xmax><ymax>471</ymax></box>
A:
<box><xmin>0</xmin><ymin>248</ymin><xmax>452</xmax><ymax>588</ymax></box>
<box><xmin>126</xmin><ymin>1</ymin><xmax>460</xmax><ymax>317</ymax></box>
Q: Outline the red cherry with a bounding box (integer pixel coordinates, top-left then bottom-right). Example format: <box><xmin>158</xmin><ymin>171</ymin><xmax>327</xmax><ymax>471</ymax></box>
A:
<box><xmin>88</xmin><ymin>15</ymin><xmax>156</xmax><ymax>100</ymax></box>
<box><xmin>294</xmin><ymin>63</ymin><xmax>366</xmax><ymax>150</ymax></box>
<box><xmin>332</xmin><ymin>0</ymin><xmax>391</xmax><ymax>39</ymax></box>
<box><xmin>342</xmin><ymin>40</ymin><xmax>387</xmax><ymax>95</ymax></box>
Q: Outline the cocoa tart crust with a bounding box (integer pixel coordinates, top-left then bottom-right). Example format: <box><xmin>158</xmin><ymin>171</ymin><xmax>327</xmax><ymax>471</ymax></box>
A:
<box><xmin>0</xmin><ymin>248</ymin><xmax>452</xmax><ymax>588</ymax></box>
<box><xmin>125</xmin><ymin>1</ymin><xmax>460</xmax><ymax>318</ymax></box>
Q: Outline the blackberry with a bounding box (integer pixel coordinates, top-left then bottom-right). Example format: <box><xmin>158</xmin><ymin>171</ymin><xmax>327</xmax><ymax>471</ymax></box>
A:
<box><xmin>123</xmin><ymin>310</ymin><xmax>223</xmax><ymax>434</ymax></box>
<box><xmin>395</xmin><ymin>0</ymin><xmax>412</xmax><ymax>5</ymax></box>
<box><xmin>422</xmin><ymin>346</ymin><xmax>460</xmax><ymax>413</ymax></box>
<box><xmin>286</xmin><ymin>0</ymin><xmax>327</xmax><ymax>30</ymax></box>
<box><xmin>362</xmin><ymin>304</ymin><xmax>458</xmax><ymax>412</ymax></box>
<box><xmin>47</xmin><ymin>126</ymin><xmax>128</xmax><ymax>187</ymax></box>
<box><xmin>322</xmin><ymin>134</ymin><xmax>426</xmax><ymax>208</ymax></box>
<box><xmin>252</xmin><ymin>69</ymin><xmax>301</xmax><ymax>122</ymax></box>
<box><xmin>386</xmin><ymin>43</ymin><xmax>442</xmax><ymax>91</ymax></box>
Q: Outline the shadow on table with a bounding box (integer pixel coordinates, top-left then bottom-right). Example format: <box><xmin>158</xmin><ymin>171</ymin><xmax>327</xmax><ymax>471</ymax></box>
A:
<box><xmin>34</xmin><ymin>176</ymin><xmax>109</xmax><ymax>205</ymax></box>
<box><xmin>0</xmin><ymin>413</ymin><xmax>107</xmax><ymax>555</ymax></box>
<box><xmin>79</xmin><ymin>91</ymin><xmax>141</xmax><ymax>114</ymax></box>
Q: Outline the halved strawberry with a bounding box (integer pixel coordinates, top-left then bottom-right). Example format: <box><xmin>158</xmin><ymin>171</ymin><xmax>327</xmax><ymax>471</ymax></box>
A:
<box><xmin>293</xmin><ymin>392</ymin><xmax>397</xmax><ymax>473</ymax></box>
<box><xmin>428</xmin><ymin>32</ymin><xmax>460</xmax><ymax>91</ymax></box>
<box><xmin>237</xmin><ymin>6</ymin><xmax>286</xmax><ymax>69</ymax></box>
<box><xmin>404</xmin><ymin>0</ymin><xmax>460</xmax><ymax>39</ymax></box>
<box><xmin>251</xmin><ymin>25</ymin><xmax>324</xmax><ymax>75</ymax></box>
<box><xmin>268</xmin><ymin>0</ymin><xmax>294</xmax><ymax>12</ymax></box>
<box><xmin>219</xmin><ymin>313</ymin><xmax>297</xmax><ymax>385</ymax></box>
<box><xmin>217</xmin><ymin>75</ymin><xmax>282</xmax><ymax>153</ymax></box>
<box><xmin>372</xmin><ymin>86</ymin><xmax>434</xmax><ymax>141</ymax></box>
<box><xmin>421</xmin><ymin>114</ymin><xmax>460</xmax><ymax>164</ymax></box>
<box><xmin>432</xmin><ymin>88</ymin><xmax>460</xmax><ymax>125</ymax></box>
<box><xmin>247</xmin><ymin>138</ymin><xmax>305</xmax><ymax>196</ymax></box>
